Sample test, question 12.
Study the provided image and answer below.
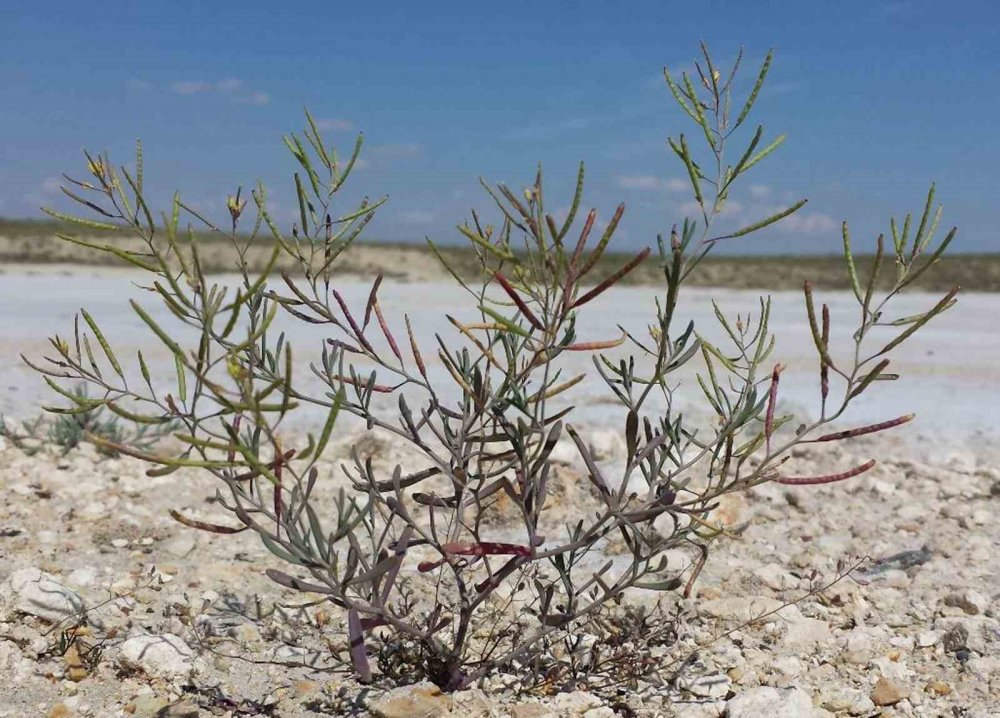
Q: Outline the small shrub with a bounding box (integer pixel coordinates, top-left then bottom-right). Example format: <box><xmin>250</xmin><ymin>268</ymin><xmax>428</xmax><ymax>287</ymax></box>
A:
<box><xmin>3</xmin><ymin>384</ymin><xmax>174</xmax><ymax>457</ymax></box>
<box><xmin>27</xmin><ymin>45</ymin><xmax>957</xmax><ymax>690</ymax></box>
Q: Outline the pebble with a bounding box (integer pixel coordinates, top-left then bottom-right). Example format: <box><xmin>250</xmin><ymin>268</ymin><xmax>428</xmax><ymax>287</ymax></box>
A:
<box><xmin>724</xmin><ymin>686</ymin><xmax>816</xmax><ymax>717</ymax></box>
<box><xmin>870</xmin><ymin>676</ymin><xmax>908</xmax><ymax>706</ymax></box>
<box><xmin>587</xmin><ymin>430</ymin><xmax>624</xmax><ymax>461</ymax></box>
<box><xmin>3</xmin><ymin>567</ymin><xmax>86</xmax><ymax>623</ymax></box>
<box><xmin>369</xmin><ymin>683</ymin><xmax>452</xmax><ymax>718</ymax></box>
<box><xmin>940</xmin><ymin>616</ymin><xmax>1000</xmax><ymax>655</ymax></box>
<box><xmin>117</xmin><ymin>633</ymin><xmax>198</xmax><ymax>680</ymax></box>
<box><xmin>944</xmin><ymin>589</ymin><xmax>990</xmax><ymax>615</ymax></box>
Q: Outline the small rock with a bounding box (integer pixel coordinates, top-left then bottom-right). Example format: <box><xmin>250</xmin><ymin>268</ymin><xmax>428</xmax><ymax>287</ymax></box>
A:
<box><xmin>160</xmin><ymin>535</ymin><xmax>197</xmax><ymax>558</ymax></box>
<box><xmin>3</xmin><ymin>568</ymin><xmax>86</xmax><ymax>623</ymax></box>
<box><xmin>511</xmin><ymin>705</ymin><xmax>550</xmax><ymax>718</ymax></box>
<box><xmin>63</xmin><ymin>643</ymin><xmax>88</xmax><ymax>682</ymax></box>
<box><xmin>725</xmin><ymin>686</ymin><xmax>816</xmax><ymax>717</ymax></box>
<box><xmin>925</xmin><ymin>680</ymin><xmax>952</xmax><ymax>696</ymax></box>
<box><xmin>782</xmin><ymin>617</ymin><xmax>831</xmax><ymax>648</ymax></box>
<box><xmin>587</xmin><ymin>430</ymin><xmax>624</xmax><ymax>461</ymax></box>
<box><xmin>916</xmin><ymin>630</ymin><xmax>940</xmax><ymax>648</ymax></box>
<box><xmin>819</xmin><ymin>687</ymin><xmax>869</xmax><ymax>714</ymax></box>
<box><xmin>754</xmin><ymin>563</ymin><xmax>797</xmax><ymax>591</ymax></box>
<box><xmin>369</xmin><ymin>682</ymin><xmax>452</xmax><ymax>718</ymax></box>
<box><xmin>548</xmin><ymin>440</ymin><xmax>579</xmax><ymax>465</ymax></box>
<box><xmin>155</xmin><ymin>703</ymin><xmax>199</xmax><ymax>717</ymax></box>
<box><xmin>700</xmin><ymin>596</ymin><xmax>798</xmax><ymax>622</ymax></box>
<box><xmin>870</xmin><ymin>677</ymin><xmax>908</xmax><ymax>706</ymax></box>
<box><xmin>228</xmin><ymin>622</ymin><xmax>262</xmax><ymax>643</ymax></box>
<box><xmin>552</xmin><ymin>691</ymin><xmax>603</xmax><ymax>715</ymax></box>
<box><xmin>963</xmin><ymin>655</ymin><xmax>1000</xmax><ymax>680</ymax></box>
<box><xmin>944</xmin><ymin>589</ymin><xmax>990</xmax><ymax>616</ymax></box>
<box><xmin>682</xmin><ymin>673</ymin><xmax>732</xmax><ymax>699</ymax></box>
<box><xmin>110</xmin><ymin>538</ymin><xmax>129</xmax><ymax>549</ymax></box>
<box><xmin>941</xmin><ymin>616</ymin><xmax>1000</xmax><ymax>655</ymax></box>
<box><xmin>770</xmin><ymin>656</ymin><xmax>802</xmax><ymax>677</ymax></box>
<box><xmin>118</xmin><ymin>633</ymin><xmax>197</xmax><ymax>680</ymax></box>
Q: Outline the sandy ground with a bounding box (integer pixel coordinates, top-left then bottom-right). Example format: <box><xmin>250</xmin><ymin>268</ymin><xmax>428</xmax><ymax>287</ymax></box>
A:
<box><xmin>1</xmin><ymin>267</ymin><xmax>999</xmax><ymax>717</ymax></box>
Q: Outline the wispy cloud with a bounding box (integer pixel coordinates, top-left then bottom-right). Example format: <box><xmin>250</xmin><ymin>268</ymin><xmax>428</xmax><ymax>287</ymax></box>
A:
<box><xmin>314</xmin><ymin>118</ymin><xmax>354</xmax><ymax>132</ymax></box>
<box><xmin>166</xmin><ymin>78</ymin><xmax>269</xmax><ymax>105</ymax></box>
<box><xmin>398</xmin><ymin>209</ymin><xmax>435</xmax><ymax>225</ymax></box>
<box><xmin>673</xmin><ymin>194</ymin><xmax>836</xmax><ymax>237</ymax></box>
<box><xmin>170</xmin><ymin>80</ymin><xmax>215</xmax><ymax>95</ymax></box>
<box><xmin>748</xmin><ymin>184</ymin><xmax>771</xmax><ymax>199</ymax></box>
<box><xmin>235</xmin><ymin>91</ymin><xmax>270</xmax><ymax>106</ymax></box>
<box><xmin>41</xmin><ymin>177</ymin><xmax>62</xmax><ymax>194</ymax></box>
<box><xmin>615</xmin><ymin>175</ymin><xmax>689</xmax><ymax>193</ymax></box>
<box><xmin>506</xmin><ymin>117</ymin><xmax>590</xmax><ymax>141</ymax></box>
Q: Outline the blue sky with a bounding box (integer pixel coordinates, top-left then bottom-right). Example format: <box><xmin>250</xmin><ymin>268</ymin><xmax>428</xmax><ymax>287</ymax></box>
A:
<box><xmin>2</xmin><ymin>0</ymin><xmax>998</xmax><ymax>254</ymax></box>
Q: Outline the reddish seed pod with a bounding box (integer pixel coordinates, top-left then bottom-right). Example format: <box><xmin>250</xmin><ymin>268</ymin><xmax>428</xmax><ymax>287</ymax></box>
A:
<box><xmin>776</xmin><ymin>459</ymin><xmax>877</xmax><ymax>485</ymax></box>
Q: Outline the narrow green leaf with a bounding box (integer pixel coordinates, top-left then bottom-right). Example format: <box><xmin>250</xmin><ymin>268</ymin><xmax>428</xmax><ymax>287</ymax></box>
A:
<box><xmin>735</xmin><ymin>50</ymin><xmax>772</xmax><ymax>128</ymax></box>
<box><xmin>80</xmin><ymin>309</ymin><xmax>124</xmax><ymax>380</ymax></box>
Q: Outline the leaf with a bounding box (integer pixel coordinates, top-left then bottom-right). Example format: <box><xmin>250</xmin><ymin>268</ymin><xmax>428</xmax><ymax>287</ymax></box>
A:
<box><xmin>479</xmin><ymin>305</ymin><xmax>531</xmax><ymax>338</ymax></box>
<box><xmin>735</xmin><ymin>49</ymin><xmax>773</xmax><ymax>128</ymax></box>
<box><xmin>841</xmin><ymin>221</ymin><xmax>863</xmax><ymax>304</ymax></box>
<box><xmin>347</xmin><ymin>609</ymin><xmax>372</xmax><ymax>683</ymax></box>
<box><xmin>79</xmin><ymin>310</ymin><xmax>124</xmax><ymax>380</ymax></box>
<box><xmin>710</xmin><ymin>199</ymin><xmax>806</xmax><ymax>242</ymax></box>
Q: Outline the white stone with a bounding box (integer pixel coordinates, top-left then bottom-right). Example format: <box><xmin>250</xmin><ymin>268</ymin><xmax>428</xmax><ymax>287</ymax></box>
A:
<box><xmin>548</xmin><ymin>439</ymin><xmax>579</xmax><ymax>465</ymax></box>
<box><xmin>916</xmin><ymin>630</ymin><xmax>940</xmax><ymax>648</ymax></box>
<box><xmin>782</xmin><ymin>617</ymin><xmax>831</xmax><ymax>648</ymax></box>
<box><xmin>3</xmin><ymin>568</ymin><xmax>86</xmax><ymax>623</ymax></box>
<box><xmin>699</xmin><ymin>596</ymin><xmax>801</xmax><ymax>622</ymax></box>
<box><xmin>587</xmin><ymin>429</ymin><xmax>625</xmax><ymax>461</ymax></box>
<box><xmin>118</xmin><ymin>633</ymin><xmax>198</xmax><ymax>680</ymax></box>
<box><xmin>754</xmin><ymin>563</ymin><xmax>797</xmax><ymax>591</ymax></box>
<box><xmin>725</xmin><ymin>686</ymin><xmax>816</xmax><ymax>718</ymax></box>
<box><xmin>770</xmin><ymin>655</ymin><xmax>803</xmax><ymax>677</ymax></box>
<box><xmin>682</xmin><ymin>673</ymin><xmax>732</xmax><ymax>699</ymax></box>
<box><xmin>552</xmin><ymin>691</ymin><xmax>603</xmax><ymax>715</ymax></box>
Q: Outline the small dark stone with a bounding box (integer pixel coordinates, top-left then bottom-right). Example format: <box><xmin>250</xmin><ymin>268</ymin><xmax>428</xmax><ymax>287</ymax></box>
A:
<box><xmin>955</xmin><ymin>649</ymin><xmax>971</xmax><ymax>664</ymax></box>
<box><xmin>859</xmin><ymin>546</ymin><xmax>933</xmax><ymax>577</ymax></box>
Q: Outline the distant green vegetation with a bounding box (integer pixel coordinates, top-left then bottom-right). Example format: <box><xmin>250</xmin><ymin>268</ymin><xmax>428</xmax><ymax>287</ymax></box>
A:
<box><xmin>1</xmin><ymin>216</ymin><xmax>996</xmax><ymax>291</ymax></box>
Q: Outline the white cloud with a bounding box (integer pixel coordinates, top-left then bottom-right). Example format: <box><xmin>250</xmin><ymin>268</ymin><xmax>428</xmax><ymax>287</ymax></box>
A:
<box><xmin>315</xmin><ymin>118</ymin><xmax>354</xmax><ymax>131</ymax></box>
<box><xmin>674</xmin><ymin>194</ymin><xmax>836</xmax><ymax>238</ymax></box>
<box><xmin>171</xmin><ymin>80</ymin><xmax>214</xmax><ymax>95</ymax></box>
<box><xmin>778</xmin><ymin>211</ymin><xmax>837</xmax><ymax>235</ymax></box>
<box><xmin>749</xmin><ymin>184</ymin><xmax>771</xmax><ymax>199</ymax></box>
<box><xmin>127</xmin><ymin>78</ymin><xmax>152</xmax><ymax>91</ymax></box>
<box><xmin>664</xmin><ymin>177</ymin><xmax>689</xmax><ymax>193</ymax></box>
<box><xmin>236</xmin><ymin>91</ymin><xmax>270</xmax><ymax>106</ymax></box>
<box><xmin>615</xmin><ymin>175</ymin><xmax>690</xmax><ymax>193</ymax></box>
<box><xmin>506</xmin><ymin>117</ymin><xmax>590</xmax><ymax>141</ymax></box>
<box><xmin>616</xmin><ymin>175</ymin><xmax>662</xmax><ymax>190</ymax></box>
<box><xmin>398</xmin><ymin>209</ymin><xmax>435</xmax><ymax>225</ymax></box>
<box><xmin>41</xmin><ymin>177</ymin><xmax>62</xmax><ymax>194</ymax></box>
<box><xmin>216</xmin><ymin>78</ymin><xmax>242</xmax><ymax>93</ymax></box>
<box><xmin>168</xmin><ymin>79</ymin><xmax>269</xmax><ymax>105</ymax></box>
